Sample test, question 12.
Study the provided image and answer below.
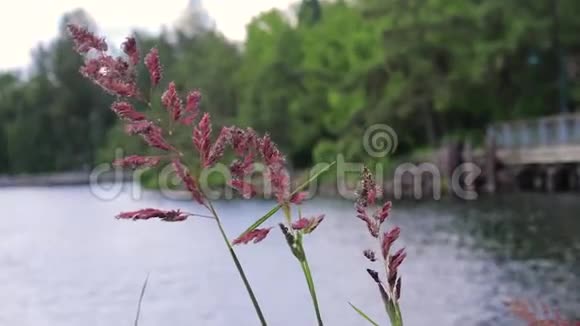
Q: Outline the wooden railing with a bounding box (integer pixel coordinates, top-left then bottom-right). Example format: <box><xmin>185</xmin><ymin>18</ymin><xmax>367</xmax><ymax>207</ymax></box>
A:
<box><xmin>487</xmin><ymin>114</ymin><xmax>580</xmax><ymax>149</ymax></box>
<box><xmin>486</xmin><ymin>114</ymin><xmax>580</xmax><ymax>165</ymax></box>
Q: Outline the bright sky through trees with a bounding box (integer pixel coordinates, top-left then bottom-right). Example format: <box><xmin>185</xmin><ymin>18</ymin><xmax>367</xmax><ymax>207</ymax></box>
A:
<box><xmin>0</xmin><ymin>0</ymin><xmax>295</xmax><ymax>70</ymax></box>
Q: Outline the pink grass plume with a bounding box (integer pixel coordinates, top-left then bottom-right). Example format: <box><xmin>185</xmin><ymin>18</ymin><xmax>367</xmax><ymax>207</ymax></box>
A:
<box><xmin>181</xmin><ymin>90</ymin><xmax>202</xmax><ymax>125</ymax></box>
<box><xmin>161</xmin><ymin>82</ymin><xmax>183</xmax><ymax>121</ymax></box>
<box><xmin>111</xmin><ymin>101</ymin><xmax>146</xmax><ymax>121</ymax></box>
<box><xmin>291</xmin><ymin>215</ymin><xmax>325</xmax><ymax>234</ymax></box>
<box><xmin>193</xmin><ymin>113</ymin><xmax>212</xmax><ymax>166</ymax></box>
<box><xmin>122</xmin><ymin>37</ymin><xmax>139</xmax><ymax>66</ymax></box>
<box><xmin>144</xmin><ymin>48</ymin><xmax>162</xmax><ymax>86</ymax></box>
<box><xmin>67</xmin><ymin>24</ymin><xmax>107</xmax><ymax>53</ymax></box>
<box><xmin>113</xmin><ymin>155</ymin><xmax>161</xmax><ymax>169</ymax></box>
<box><xmin>172</xmin><ymin>159</ymin><xmax>205</xmax><ymax>205</ymax></box>
<box><xmin>116</xmin><ymin>208</ymin><xmax>189</xmax><ymax>222</ymax></box>
<box><xmin>232</xmin><ymin>228</ymin><xmax>272</xmax><ymax>245</ymax></box>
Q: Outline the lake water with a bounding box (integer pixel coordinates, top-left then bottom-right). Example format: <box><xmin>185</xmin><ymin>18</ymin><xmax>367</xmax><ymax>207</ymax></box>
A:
<box><xmin>0</xmin><ymin>186</ymin><xmax>579</xmax><ymax>325</ymax></box>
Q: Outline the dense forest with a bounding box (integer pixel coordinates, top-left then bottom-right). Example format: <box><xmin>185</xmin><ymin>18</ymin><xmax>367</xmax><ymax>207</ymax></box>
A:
<box><xmin>1</xmin><ymin>0</ymin><xmax>579</xmax><ymax>174</ymax></box>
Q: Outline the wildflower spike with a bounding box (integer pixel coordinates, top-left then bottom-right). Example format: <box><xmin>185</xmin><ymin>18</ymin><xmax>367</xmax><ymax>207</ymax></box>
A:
<box><xmin>181</xmin><ymin>90</ymin><xmax>201</xmax><ymax>125</ymax></box>
<box><xmin>161</xmin><ymin>82</ymin><xmax>182</xmax><ymax>121</ymax></box>
<box><xmin>172</xmin><ymin>159</ymin><xmax>205</xmax><ymax>205</ymax></box>
<box><xmin>377</xmin><ymin>201</ymin><xmax>392</xmax><ymax>225</ymax></box>
<box><xmin>290</xmin><ymin>191</ymin><xmax>308</xmax><ymax>205</ymax></box>
<box><xmin>230</xmin><ymin>154</ymin><xmax>254</xmax><ymax>178</ymax></box>
<box><xmin>230</xmin><ymin>179</ymin><xmax>256</xmax><ymax>199</ymax></box>
<box><xmin>122</xmin><ymin>37</ymin><xmax>139</xmax><ymax>66</ymax></box>
<box><xmin>357</xmin><ymin>166</ymin><xmax>383</xmax><ymax>207</ymax></box>
<box><xmin>79</xmin><ymin>55</ymin><xmax>139</xmax><ymax>97</ymax></box>
<box><xmin>113</xmin><ymin>155</ymin><xmax>161</xmax><ymax>169</ymax></box>
<box><xmin>141</xmin><ymin>125</ymin><xmax>173</xmax><ymax>151</ymax></box>
<box><xmin>367</xmin><ymin>268</ymin><xmax>381</xmax><ymax>284</ymax></box>
<box><xmin>291</xmin><ymin>215</ymin><xmax>325</xmax><ymax>234</ymax></box>
<box><xmin>67</xmin><ymin>24</ymin><xmax>107</xmax><ymax>53</ymax></box>
<box><xmin>111</xmin><ymin>101</ymin><xmax>146</xmax><ymax>121</ymax></box>
<box><xmin>256</xmin><ymin>132</ymin><xmax>290</xmax><ymax>203</ymax></box>
<box><xmin>258</xmin><ymin>134</ymin><xmax>285</xmax><ymax>170</ymax></box>
<box><xmin>353</xmin><ymin>166</ymin><xmax>405</xmax><ymax>326</ymax></box>
<box><xmin>231</xmin><ymin>127</ymin><xmax>258</xmax><ymax>156</ymax></box>
<box><xmin>70</xmin><ymin>27</ymin><xmax>269</xmax><ymax>325</ymax></box>
<box><xmin>193</xmin><ymin>113</ymin><xmax>212</xmax><ymax>166</ymax></box>
<box><xmin>206</xmin><ymin>126</ymin><xmax>231</xmax><ymax>167</ymax></box>
<box><xmin>125</xmin><ymin>120</ymin><xmax>154</xmax><ymax>135</ymax></box>
<box><xmin>279</xmin><ymin>223</ymin><xmax>296</xmax><ymax>247</ymax></box>
<box><xmin>116</xmin><ymin>208</ymin><xmax>189</xmax><ymax>222</ymax></box>
<box><xmin>232</xmin><ymin>228</ymin><xmax>272</xmax><ymax>245</ymax></box>
<box><xmin>388</xmin><ymin>248</ymin><xmax>407</xmax><ymax>283</ymax></box>
<box><xmin>395</xmin><ymin>277</ymin><xmax>402</xmax><ymax>300</ymax></box>
<box><xmin>144</xmin><ymin>48</ymin><xmax>162</xmax><ymax>86</ymax></box>
<box><xmin>381</xmin><ymin>227</ymin><xmax>401</xmax><ymax>259</ymax></box>
<box><xmin>364</xmin><ymin>249</ymin><xmax>377</xmax><ymax>262</ymax></box>
<box><xmin>267</xmin><ymin>165</ymin><xmax>290</xmax><ymax>203</ymax></box>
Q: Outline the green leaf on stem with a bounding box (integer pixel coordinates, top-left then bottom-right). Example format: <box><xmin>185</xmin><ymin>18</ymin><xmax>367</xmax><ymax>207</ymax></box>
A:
<box><xmin>349</xmin><ymin>302</ymin><xmax>380</xmax><ymax>326</ymax></box>
<box><xmin>387</xmin><ymin>301</ymin><xmax>403</xmax><ymax>326</ymax></box>
<box><xmin>235</xmin><ymin>204</ymin><xmax>281</xmax><ymax>243</ymax></box>
<box><xmin>300</xmin><ymin>247</ymin><xmax>323</xmax><ymax>325</ymax></box>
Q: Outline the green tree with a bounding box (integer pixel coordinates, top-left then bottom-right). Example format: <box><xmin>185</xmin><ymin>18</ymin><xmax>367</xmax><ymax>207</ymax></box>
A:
<box><xmin>48</xmin><ymin>9</ymin><xmax>112</xmax><ymax>170</ymax></box>
<box><xmin>237</xmin><ymin>10</ymin><xmax>306</xmax><ymax>164</ymax></box>
<box><xmin>298</xmin><ymin>0</ymin><xmax>322</xmax><ymax>25</ymax></box>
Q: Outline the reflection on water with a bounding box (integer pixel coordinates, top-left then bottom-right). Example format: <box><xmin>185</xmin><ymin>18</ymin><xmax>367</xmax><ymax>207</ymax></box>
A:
<box><xmin>0</xmin><ymin>187</ymin><xmax>578</xmax><ymax>325</ymax></box>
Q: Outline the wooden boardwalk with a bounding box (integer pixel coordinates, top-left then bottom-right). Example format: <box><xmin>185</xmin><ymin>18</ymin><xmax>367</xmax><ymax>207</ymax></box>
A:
<box><xmin>486</xmin><ymin>114</ymin><xmax>580</xmax><ymax>191</ymax></box>
<box><xmin>487</xmin><ymin>113</ymin><xmax>580</xmax><ymax>165</ymax></box>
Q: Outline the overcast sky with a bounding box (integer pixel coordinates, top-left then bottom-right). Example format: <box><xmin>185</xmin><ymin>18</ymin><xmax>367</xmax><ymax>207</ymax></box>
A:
<box><xmin>0</xmin><ymin>0</ymin><xmax>295</xmax><ymax>71</ymax></box>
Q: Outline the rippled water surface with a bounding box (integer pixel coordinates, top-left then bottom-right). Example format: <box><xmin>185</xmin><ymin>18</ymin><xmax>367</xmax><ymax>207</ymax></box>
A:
<box><xmin>1</xmin><ymin>186</ymin><xmax>579</xmax><ymax>325</ymax></box>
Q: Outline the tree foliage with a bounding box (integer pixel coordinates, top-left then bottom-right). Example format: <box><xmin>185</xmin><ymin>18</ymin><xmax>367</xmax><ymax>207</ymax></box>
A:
<box><xmin>1</xmin><ymin>0</ymin><xmax>579</xmax><ymax>173</ymax></box>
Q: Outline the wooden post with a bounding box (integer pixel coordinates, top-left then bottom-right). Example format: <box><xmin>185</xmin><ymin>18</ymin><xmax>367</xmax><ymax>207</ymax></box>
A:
<box><xmin>503</xmin><ymin>123</ymin><xmax>513</xmax><ymax>148</ymax></box>
<box><xmin>567</xmin><ymin>165</ymin><xmax>577</xmax><ymax>190</ymax></box>
<box><xmin>533</xmin><ymin>169</ymin><xmax>544</xmax><ymax>191</ymax></box>
<box><xmin>485</xmin><ymin>128</ymin><xmax>497</xmax><ymax>193</ymax></box>
<box><xmin>539</xmin><ymin>119</ymin><xmax>548</xmax><ymax>145</ymax></box>
<box><xmin>546</xmin><ymin>166</ymin><xmax>557</xmax><ymax>193</ymax></box>
<box><xmin>512</xmin><ymin>166</ymin><xmax>523</xmax><ymax>192</ymax></box>
<box><xmin>576</xmin><ymin>165</ymin><xmax>580</xmax><ymax>191</ymax></box>
<box><xmin>574</xmin><ymin>116</ymin><xmax>580</xmax><ymax>142</ymax></box>
<box><xmin>463</xmin><ymin>140</ymin><xmax>475</xmax><ymax>194</ymax></box>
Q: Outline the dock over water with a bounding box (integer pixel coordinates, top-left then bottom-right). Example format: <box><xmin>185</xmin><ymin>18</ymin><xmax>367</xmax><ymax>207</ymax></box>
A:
<box><xmin>485</xmin><ymin>114</ymin><xmax>580</xmax><ymax>192</ymax></box>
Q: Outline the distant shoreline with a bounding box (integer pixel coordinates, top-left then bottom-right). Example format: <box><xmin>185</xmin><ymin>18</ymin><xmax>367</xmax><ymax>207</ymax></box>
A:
<box><xmin>0</xmin><ymin>171</ymin><xmax>132</xmax><ymax>188</ymax></box>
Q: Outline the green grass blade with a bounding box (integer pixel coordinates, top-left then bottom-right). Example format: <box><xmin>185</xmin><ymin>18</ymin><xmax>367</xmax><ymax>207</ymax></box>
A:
<box><xmin>300</xmin><ymin>250</ymin><xmax>324</xmax><ymax>325</ymax></box>
<box><xmin>134</xmin><ymin>273</ymin><xmax>150</xmax><ymax>326</ymax></box>
<box><xmin>207</xmin><ymin>202</ymin><xmax>268</xmax><ymax>325</ymax></box>
<box><xmin>235</xmin><ymin>161</ymin><xmax>336</xmax><ymax>240</ymax></box>
<box><xmin>236</xmin><ymin>204</ymin><xmax>282</xmax><ymax>241</ymax></box>
<box><xmin>290</xmin><ymin>161</ymin><xmax>336</xmax><ymax>197</ymax></box>
<box><xmin>349</xmin><ymin>302</ymin><xmax>380</xmax><ymax>326</ymax></box>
